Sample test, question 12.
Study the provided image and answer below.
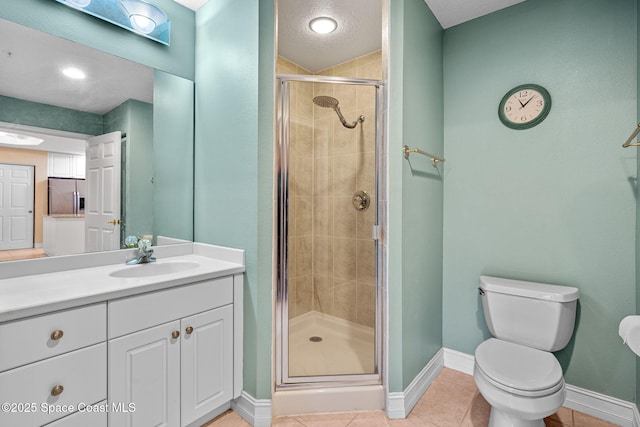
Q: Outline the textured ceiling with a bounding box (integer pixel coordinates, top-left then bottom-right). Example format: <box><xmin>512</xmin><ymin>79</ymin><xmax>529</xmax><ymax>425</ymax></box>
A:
<box><xmin>276</xmin><ymin>0</ymin><xmax>525</xmax><ymax>73</ymax></box>
<box><xmin>424</xmin><ymin>0</ymin><xmax>526</xmax><ymax>28</ymax></box>
<box><xmin>0</xmin><ymin>18</ymin><xmax>153</xmax><ymax>115</ymax></box>
<box><xmin>277</xmin><ymin>0</ymin><xmax>383</xmax><ymax>73</ymax></box>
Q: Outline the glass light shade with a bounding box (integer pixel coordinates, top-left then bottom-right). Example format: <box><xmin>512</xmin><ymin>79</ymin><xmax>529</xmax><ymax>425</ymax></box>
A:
<box><xmin>130</xmin><ymin>14</ymin><xmax>156</xmax><ymax>34</ymax></box>
<box><xmin>120</xmin><ymin>0</ymin><xmax>167</xmax><ymax>35</ymax></box>
<box><xmin>309</xmin><ymin>17</ymin><xmax>337</xmax><ymax>34</ymax></box>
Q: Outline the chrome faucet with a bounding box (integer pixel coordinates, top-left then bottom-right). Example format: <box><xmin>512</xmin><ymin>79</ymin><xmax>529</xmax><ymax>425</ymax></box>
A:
<box><xmin>126</xmin><ymin>239</ymin><xmax>156</xmax><ymax>265</ymax></box>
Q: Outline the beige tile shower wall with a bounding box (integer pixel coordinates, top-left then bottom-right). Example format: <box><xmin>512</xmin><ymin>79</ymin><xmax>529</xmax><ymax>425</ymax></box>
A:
<box><xmin>312</xmin><ymin>51</ymin><xmax>381</xmax><ymax>328</ymax></box>
<box><xmin>278</xmin><ymin>52</ymin><xmax>382</xmax><ymax>327</ymax></box>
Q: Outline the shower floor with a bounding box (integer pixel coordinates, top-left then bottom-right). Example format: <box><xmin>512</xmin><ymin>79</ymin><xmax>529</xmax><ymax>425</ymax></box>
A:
<box><xmin>288</xmin><ymin>311</ymin><xmax>375</xmax><ymax>377</ymax></box>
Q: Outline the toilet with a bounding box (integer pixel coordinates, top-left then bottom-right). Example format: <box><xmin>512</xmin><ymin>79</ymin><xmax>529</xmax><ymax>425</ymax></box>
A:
<box><xmin>474</xmin><ymin>276</ymin><xmax>580</xmax><ymax>427</ymax></box>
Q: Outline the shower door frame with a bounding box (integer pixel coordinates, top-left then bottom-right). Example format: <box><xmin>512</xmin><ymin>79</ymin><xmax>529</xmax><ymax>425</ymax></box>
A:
<box><xmin>275</xmin><ymin>74</ymin><xmax>386</xmax><ymax>389</ymax></box>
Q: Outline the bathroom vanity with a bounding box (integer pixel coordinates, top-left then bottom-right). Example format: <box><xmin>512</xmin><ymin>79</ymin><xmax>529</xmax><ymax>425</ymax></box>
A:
<box><xmin>0</xmin><ymin>243</ymin><xmax>244</xmax><ymax>427</ymax></box>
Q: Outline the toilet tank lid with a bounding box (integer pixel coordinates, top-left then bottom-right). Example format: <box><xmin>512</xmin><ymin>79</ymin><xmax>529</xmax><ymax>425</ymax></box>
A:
<box><xmin>480</xmin><ymin>276</ymin><xmax>579</xmax><ymax>302</ymax></box>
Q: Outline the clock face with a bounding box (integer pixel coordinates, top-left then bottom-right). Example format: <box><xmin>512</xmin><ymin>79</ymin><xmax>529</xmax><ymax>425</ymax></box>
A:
<box><xmin>499</xmin><ymin>84</ymin><xmax>551</xmax><ymax>130</ymax></box>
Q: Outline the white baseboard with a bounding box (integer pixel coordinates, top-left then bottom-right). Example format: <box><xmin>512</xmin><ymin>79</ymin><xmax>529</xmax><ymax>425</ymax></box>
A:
<box><xmin>231</xmin><ymin>391</ymin><xmax>272</xmax><ymax>427</ymax></box>
<box><xmin>564</xmin><ymin>384</ymin><xmax>637</xmax><ymax>427</ymax></box>
<box><xmin>443</xmin><ymin>347</ymin><xmax>474</xmax><ymax>375</ymax></box>
<box><xmin>386</xmin><ymin>348</ymin><xmax>444</xmax><ymax>419</ymax></box>
<box><xmin>443</xmin><ymin>347</ymin><xmax>640</xmax><ymax>427</ymax></box>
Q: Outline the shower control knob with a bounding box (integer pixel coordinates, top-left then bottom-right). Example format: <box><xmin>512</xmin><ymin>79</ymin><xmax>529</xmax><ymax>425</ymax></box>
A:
<box><xmin>352</xmin><ymin>190</ymin><xmax>370</xmax><ymax>211</ymax></box>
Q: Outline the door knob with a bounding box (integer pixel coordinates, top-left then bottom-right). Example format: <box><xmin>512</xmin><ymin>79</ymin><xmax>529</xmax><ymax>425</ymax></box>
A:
<box><xmin>106</xmin><ymin>219</ymin><xmax>121</xmax><ymax>225</ymax></box>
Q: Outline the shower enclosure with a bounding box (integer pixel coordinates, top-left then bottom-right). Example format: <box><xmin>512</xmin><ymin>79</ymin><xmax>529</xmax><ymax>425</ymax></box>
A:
<box><xmin>276</xmin><ymin>74</ymin><xmax>384</xmax><ymax>388</ymax></box>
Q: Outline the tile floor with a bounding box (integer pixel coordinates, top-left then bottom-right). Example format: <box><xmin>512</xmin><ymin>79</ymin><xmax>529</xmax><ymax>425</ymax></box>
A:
<box><xmin>202</xmin><ymin>368</ymin><xmax>620</xmax><ymax>427</ymax></box>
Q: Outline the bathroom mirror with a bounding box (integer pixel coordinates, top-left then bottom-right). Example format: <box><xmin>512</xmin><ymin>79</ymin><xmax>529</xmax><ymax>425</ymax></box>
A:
<box><xmin>0</xmin><ymin>18</ymin><xmax>194</xmax><ymax>260</ymax></box>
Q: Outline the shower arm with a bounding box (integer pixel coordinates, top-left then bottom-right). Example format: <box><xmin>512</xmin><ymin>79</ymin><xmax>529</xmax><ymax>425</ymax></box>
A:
<box><xmin>334</xmin><ymin>105</ymin><xmax>365</xmax><ymax>129</ymax></box>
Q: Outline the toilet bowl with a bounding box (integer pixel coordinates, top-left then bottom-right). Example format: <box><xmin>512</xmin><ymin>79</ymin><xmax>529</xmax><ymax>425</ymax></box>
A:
<box><xmin>474</xmin><ymin>276</ymin><xmax>579</xmax><ymax>427</ymax></box>
<box><xmin>474</xmin><ymin>339</ymin><xmax>565</xmax><ymax>427</ymax></box>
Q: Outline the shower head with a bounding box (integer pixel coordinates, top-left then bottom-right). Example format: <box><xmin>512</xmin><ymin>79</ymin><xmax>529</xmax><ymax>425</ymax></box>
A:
<box><xmin>312</xmin><ymin>96</ymin><xmax>339</xmax><ymax>109</ymax></box>
<box><xmin>312</xmin><ymin>95</ymin><xmax>364</xmax><ymax>129</ymax></box>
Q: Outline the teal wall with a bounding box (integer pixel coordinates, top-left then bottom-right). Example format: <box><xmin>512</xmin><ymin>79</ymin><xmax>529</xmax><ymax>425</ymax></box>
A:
<box><xmin>0</xmin><ymin>95</ymin><xmax>103</xmax><ymax>135</ymax></box>
<box><xmin>388</xmin><ymin>0</ymin><xmax>444</xmax><ymax>392</ymax></box>
<box><xmin>0</xmin><ymin>0</ymin><xmax>195</xmax><ymax>80</ymax></box>
<box><xmin>194</xmin><ymin>0</ymin><xmax>273</xmax><ymax>399</ymax></box>
<box><xmin>104</xmin><ymin>99</ymin><xmax>154</xmax><ymax>240</ymax></box>
<box><xmin>153</xmin><ymin>71</ymin><xmax>195</xmax><ymax>242</ymax></box>
<box><xmin>443</xmin><ymin>0</ymin><xmax>637</xmax><ymax>401</ymax></box>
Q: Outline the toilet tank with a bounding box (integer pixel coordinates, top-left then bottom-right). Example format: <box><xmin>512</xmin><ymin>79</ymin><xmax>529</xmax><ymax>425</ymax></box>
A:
<box><xmin>479</xmin><ymin>276</ymin><xmax>579</xmax><ymax>352</ymax></box>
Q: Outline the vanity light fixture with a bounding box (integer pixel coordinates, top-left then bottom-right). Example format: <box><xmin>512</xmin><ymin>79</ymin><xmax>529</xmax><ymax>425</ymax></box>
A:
<box><xmin>62</xmin><ymin>67</ymin><xmax>86</xmax><ymax>80</ymax></box>
<box><xmin>309</xmin><ymin>17</ymin><xmax>338</xmax><ymax>34</ymax></box>
<box><xmin>0</xmin><ymin>131</ymin><xmax>43</xmax><ymax>146</ymax></box>
<box><xmin>55</xmin><ymin>0</ymin><xmax>171</xmax><ymax>45</ymax></box>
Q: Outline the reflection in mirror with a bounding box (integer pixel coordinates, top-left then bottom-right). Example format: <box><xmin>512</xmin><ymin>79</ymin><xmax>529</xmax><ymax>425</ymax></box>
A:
<box><xmin>0</xmin><ymin>18</ymin><xmax>193</xmax><ymax>261</ymax></box>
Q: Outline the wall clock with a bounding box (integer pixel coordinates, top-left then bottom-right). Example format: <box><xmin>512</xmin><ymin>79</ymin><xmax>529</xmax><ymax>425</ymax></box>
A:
<box><xmin>498</xmin><ymin>84</ymin><xmax>551</xmax><ymax>130</ymax></box>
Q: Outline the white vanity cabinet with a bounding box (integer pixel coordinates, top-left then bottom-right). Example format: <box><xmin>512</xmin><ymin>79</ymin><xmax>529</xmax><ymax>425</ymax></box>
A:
<box><xmin>0</xmin><ymin>304</ymin><xmax>107</xmax><ymax>427</ymax></box>
<box><xmin>0</xmin><ymin>243</ymin><xmax>245</xmax><ymax>427</ymax></box>
<box><xmin>107</xmin><ymin>276</ymin><xmax>239</xmax><ymax>427</ymax></box>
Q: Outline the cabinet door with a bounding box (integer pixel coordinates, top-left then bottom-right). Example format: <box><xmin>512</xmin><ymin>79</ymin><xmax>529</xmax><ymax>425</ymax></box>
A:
<box><xmin>109</xmin><ymin>321</ymin><xmax>180</xmax><ymax>427</ymax></box>
<box><xmin>73</xmin><ymin>154</ymin><xmax>86</xmax><ymax>179</ymax></box>
<box><xmin>49</xmin><ymin>153</ymin><xmax>73</xmax><ymax>178</ymax></box>
<box><xmin>181</xmin><ymin>305</ymin><xmax>233</xmax><ymax>426</ymax></box>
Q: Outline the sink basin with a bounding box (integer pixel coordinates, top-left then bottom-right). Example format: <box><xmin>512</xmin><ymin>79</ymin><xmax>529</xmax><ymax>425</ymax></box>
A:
<box><xmin>109</xmin><ymin>261</ymin><xmax>200</xmax><ymax>278</ymax></box>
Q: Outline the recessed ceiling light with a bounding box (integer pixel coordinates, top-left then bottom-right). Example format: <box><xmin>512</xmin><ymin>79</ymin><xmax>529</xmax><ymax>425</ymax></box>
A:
<box><xmin>0</xmin><ymin>131</ymin><xmax>43</xmax><ymax>146</ymax></box>
<box><xmin>62</xmin><ymin>67</ymin><xmax>86</xmax><ymax>80</ymax></box>
<box><xmin>309</xmin><ymin>17</ymin><xmax>337</xmax><ymax>34</ymax></box>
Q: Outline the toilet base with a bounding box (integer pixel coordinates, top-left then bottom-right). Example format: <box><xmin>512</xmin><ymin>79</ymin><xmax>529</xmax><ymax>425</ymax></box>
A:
<box><xmin>489</xmin><ymin>407</ymin><xmax>545</xmax><ymax>427</ymax></box>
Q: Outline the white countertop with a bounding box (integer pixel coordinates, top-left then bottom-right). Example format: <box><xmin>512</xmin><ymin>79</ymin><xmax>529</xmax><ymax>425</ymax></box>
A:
<box><xmin>0</xmin><ymin>243</ymin><xmax>245</xmax><ymax>323</ymax></box>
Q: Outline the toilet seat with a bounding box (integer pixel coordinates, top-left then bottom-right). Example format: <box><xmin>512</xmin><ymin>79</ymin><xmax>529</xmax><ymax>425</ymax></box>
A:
<box><xmin>475</xmin><ymin>338</ymin><xmax>564</xmax><ymax>397</ymax></box>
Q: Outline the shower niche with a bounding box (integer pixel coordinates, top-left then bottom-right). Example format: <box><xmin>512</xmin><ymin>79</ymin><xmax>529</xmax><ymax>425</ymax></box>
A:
<box><xmin>276</xmin><ymin>53</ymin><xmax>384</xmax><ymax>387</ymax></box>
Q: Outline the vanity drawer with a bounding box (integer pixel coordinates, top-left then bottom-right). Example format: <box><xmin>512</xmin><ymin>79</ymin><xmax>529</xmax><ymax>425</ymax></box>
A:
<box><xmin>0</xmin><ymin>343</ymin><xmax>106</xmax><ymax>427</ymax></box>
<box><xmin>108</xmin><ymin>276</ymin><xmax>233</xmax><ymax>339</ymax></box>
<box><xmin>45</xmin><ymin>401</ymin><xmax>107</xmax><ymax>427</ymax></box>
<box><xmin>0</xmin><ymin>303</ymin><xmax>106</xmax><ymax>372</ymax></box>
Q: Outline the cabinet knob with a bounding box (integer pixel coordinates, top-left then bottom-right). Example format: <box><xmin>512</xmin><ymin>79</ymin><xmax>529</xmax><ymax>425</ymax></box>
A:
<box><xmin>51</xmin><ymin>330</ymin><xmax>64</xmax><ymax>341</ymax></box>
<box><xmin>171</xmin><ymin>331</ymin><xmax>180</xmax><ymax>339</ymax></box>
<box><xmin>185</xmin><ymin>326</ymin><xmax>194</xmax><ymax>335</ymax></box>
<box><xmin>51</xmin><ymin>385</ymin><xmax>64</xmax><ymax>397</ymax></box>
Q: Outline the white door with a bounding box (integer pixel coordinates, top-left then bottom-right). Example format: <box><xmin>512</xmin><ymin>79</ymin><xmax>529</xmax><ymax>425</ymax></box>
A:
<box><xmin>0</xmin><ymin>164</ymin><xmax>34</xmax><ymax>250</ymax></box>
<box><xmin>181</xmin><ymin>305</ymin><xmax>233</xmax><ymax>426</ymax></box>
<box><xmin>85</xmin><ymin>131</ymin><xmax>121</xmax><ymax>252</ymax></box>
<box><xmin>108</xmin><ymin>321</ymin><xmax>181</xmax><ymax>427</ymax></box>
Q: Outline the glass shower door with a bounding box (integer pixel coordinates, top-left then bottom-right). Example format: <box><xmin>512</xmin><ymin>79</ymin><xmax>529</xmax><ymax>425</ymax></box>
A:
<box><xmin>277</xmin><ymin>75</ymin><xmax>382</xmax><ymax>386</ymax></box>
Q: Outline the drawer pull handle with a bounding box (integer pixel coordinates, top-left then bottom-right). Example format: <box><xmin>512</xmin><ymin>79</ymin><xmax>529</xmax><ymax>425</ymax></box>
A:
<box><xmin>50</xmin><ymin>330</ymin><xmax>64</xmax><ymax>341</ymax></box>
<box><xmin>171</xmin><ymin>331</ymin><xmax>180</xmax><ymax>339</ymax></box>
<box><xmin>185</xmin><ymin>326</ymin><xmax>194</xmax><ymax>335</ymax></box>
<box><xmin>51</xmin><ymin>385</ymin><xmax>64</xmax><ymax>397</ymax></box>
